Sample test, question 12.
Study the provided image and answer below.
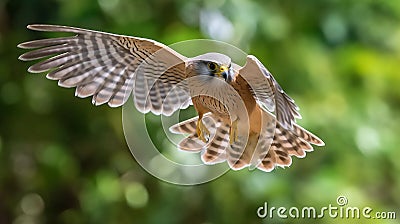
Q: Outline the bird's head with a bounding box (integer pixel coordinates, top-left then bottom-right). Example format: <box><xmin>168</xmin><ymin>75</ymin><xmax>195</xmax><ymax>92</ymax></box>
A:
<box><xmin>189</xmin><ymin>53</ymin><xmax>235</xmax><ymax>83</ymax></box>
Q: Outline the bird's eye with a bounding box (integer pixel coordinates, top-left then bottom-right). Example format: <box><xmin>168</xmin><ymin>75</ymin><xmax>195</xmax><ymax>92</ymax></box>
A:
<box><xmin>207</xmin><ymin>62</ymin><xmax>217</xmax><ymax>71</ymax></box>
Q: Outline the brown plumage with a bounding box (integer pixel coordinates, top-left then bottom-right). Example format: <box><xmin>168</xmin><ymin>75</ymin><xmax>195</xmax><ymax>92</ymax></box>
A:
<box><xmin>18</xmin><ymin>24</ymin><xmax>324</xmax><ymax>172</ymax></box>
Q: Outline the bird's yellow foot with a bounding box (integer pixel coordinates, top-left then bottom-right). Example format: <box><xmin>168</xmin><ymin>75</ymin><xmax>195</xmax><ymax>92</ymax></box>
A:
<box><xmin>230</xmin><ymin>119</ymin><xmax>238</xmax><ymax>144</ymax></box>
<box><xmin>196</xmin><ymin>119</ymin><xmax>210</xmax><ymax>143</ymax></box>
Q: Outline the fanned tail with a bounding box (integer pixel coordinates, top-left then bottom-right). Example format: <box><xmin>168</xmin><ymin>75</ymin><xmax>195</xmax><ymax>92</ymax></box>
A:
<box><xmin>169</xmin><ymin>113</ymin><xmax>229</xmax><ymax>164</ymax></box>
<box><xmin>256</xmin><ymin>110</ymin><xmax>324</xmax><ymax>172</ymax></box>
<box><xmin>169</xmin><ymin>111</ymin><xmax>324</xmax><ymax>172</ymax></box>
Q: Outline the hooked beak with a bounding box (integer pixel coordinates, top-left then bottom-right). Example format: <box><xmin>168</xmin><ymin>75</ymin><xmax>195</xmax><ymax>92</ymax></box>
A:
<box><xmin>216</xmin><ymin>65</ymin><xmax>233</xmax><ymax>82</ymax></box>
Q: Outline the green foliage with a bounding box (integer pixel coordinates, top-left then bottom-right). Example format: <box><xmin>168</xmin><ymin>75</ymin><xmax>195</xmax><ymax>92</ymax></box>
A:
<box><xmin>1</xmin><ymin>0</ymin><xmax>399</xmax><ymax>223</ymax></box>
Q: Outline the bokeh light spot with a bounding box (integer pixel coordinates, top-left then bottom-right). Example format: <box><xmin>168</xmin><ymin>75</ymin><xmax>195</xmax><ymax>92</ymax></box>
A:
<box><xmin>322</xmin><ymin>13</ymin><xmax>348</xmax><ymax>44</ymax></box>
<box><xmin>356</xmin><ymin>126</ymin><xmax>381</xmax><ymax>155</ymax></box>
<box><xmin>98</xmin><ymin>0</ymin><xmax>119</xmax><ymax>12</ymax></box>
<box><xmin>96</xmin><ymin>171</ymin><xmax>122</xmax><ymax>202</ymax></box>
<box><xmin>124</xmin><ymin>182</ymin><xmax>149</xmax><ymax>208</ymax></box>
<box><xmin>200</xmin><ymin>9</ymin><xmax>233</xmax><ymax>41</ymax></box>
<box><xmin>20</xmin><ymin>193</ymin><xmax>45</xmax><ymax>216</ymax></box>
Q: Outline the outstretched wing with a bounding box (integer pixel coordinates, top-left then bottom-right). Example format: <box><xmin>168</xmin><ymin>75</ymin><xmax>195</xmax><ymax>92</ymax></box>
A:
<box><xmin>18</xmin><ymin>24</ymin><xmax>191</xmax><ymax>115</ymax></box>
<box><xmin>238</xmin><ymin>55</ymin><xmax>301</xmax><ymax>129</ymax></box>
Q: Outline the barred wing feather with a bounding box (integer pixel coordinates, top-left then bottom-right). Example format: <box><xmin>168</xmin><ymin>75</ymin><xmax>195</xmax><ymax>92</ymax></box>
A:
<box><xmin>18</xmin><ymin>24</ymin><xmax>191</xmax><ymax>114</ymax></box>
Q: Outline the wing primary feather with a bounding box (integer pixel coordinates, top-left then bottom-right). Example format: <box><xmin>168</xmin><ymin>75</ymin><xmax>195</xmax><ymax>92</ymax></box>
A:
<box><xmin>19</xmin><ymin>24</ymin><xmax>191</xmax><ymax>114</ymax></box>
<box><xmin>239</xmin><ymin>55</ymin><xmax>301</xmax><ymax>129</ymax></box>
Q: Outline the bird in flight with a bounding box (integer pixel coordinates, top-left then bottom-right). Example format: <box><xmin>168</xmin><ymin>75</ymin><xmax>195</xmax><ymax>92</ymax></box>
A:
<box><xmin>18</xmin><ymin>24</ymin><xmax>324</xmax><ymax>172</ymax></box>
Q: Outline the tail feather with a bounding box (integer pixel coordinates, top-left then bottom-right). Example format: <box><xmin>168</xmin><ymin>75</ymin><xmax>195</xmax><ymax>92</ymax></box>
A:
<box><xmin>176</xmin><ymin>135</ymin><xmax>204</xmax><ymax>152</ymax></box>
<box><xmin>169</xmin><ymin>111</ymin><xmax>324</xmax><ymax>172</ymax></box>
<box><xmin>200</xmin><ymin>122</ymin><xmax>230</xmax><ymax>165</ymax></box>
<box><xmin>292</xmin><ymin>123</ymin><xmax>325</xmax><ymax>146</ymax></box>
<box><xmin>169</xmin><ymin>113</ymin><xmax>228</xmax><ymax>164</ymax></box>
<box><xmin>258</xmin><ymin>147</ymin><xmax>277</xmax><ymax>172</ymax></box>
<box><xmin>256</xmin><ymin>118</ymin><xmax>323</xmax><ymax>172</ymax></box>
<box><xmin>227</xmin><ymin>136</ymin><xmax>248</xmax><ymax>170</ymax></box>
<box><xmin>169</xmin><ymin>116</ymin><xmax>200</xmax><ymax>134</ymax></box>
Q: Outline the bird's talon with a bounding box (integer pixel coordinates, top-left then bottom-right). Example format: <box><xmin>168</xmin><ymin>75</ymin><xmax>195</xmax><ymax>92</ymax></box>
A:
<box><xmin>197</xmin><ymin>119</ymin><xmax>210</xmax><ymax>143</ymax></box>
<box><xmin>230</xmin><ymin>119</ymin><xmax>238</xmax><ymax>144</ymax></box>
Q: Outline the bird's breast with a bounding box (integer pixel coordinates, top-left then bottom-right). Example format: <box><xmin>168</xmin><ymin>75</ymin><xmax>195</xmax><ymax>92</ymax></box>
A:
<box><xmin>188</xmin><ymin>76</ymin><xmax>243</xmax><ymax>118</ymax></box>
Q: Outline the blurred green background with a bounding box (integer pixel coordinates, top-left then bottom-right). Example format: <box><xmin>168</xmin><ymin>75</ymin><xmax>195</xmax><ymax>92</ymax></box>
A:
<box><xmin>1</xmin><ymin>0</ymin><xmax>399</xmax><ymax>223</ymax></box>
